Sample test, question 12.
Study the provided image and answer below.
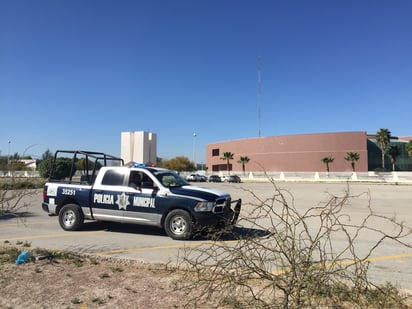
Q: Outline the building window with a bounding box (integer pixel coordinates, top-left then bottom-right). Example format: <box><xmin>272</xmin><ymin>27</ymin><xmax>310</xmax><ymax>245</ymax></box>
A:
<box><xmin>212</xmin><ymin>148</ymin><xmax>220</xmax><ymax>156</ymax></box>
<box><xmin>212</xmin><ymin>164</ymin><xmax>231</xmax><ymax>172</ymax></box>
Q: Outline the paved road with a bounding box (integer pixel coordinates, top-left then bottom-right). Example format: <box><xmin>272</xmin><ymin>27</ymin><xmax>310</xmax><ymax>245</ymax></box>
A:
<box><xmin>1</xmin><ymin>182</ymin><xmax>411</xmax><ymax>289</ymax></box>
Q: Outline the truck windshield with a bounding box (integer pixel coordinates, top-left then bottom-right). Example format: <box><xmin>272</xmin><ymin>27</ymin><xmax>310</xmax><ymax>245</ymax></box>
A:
<box><xmin>155</xmin><ymin>172</ymin><xmax>188</xmax><ymax>188</ymax></box>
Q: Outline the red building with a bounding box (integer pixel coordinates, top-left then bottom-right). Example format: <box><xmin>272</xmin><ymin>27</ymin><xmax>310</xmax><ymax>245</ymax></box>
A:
<box><xmin>206</xmin><ymin>131</ymin><xmax>369</xmax><ymax>173</ymax></box>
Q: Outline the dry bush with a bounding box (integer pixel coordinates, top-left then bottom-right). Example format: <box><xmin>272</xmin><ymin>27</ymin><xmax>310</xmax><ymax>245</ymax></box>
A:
<box><xmin>177</xmin><ymin>180</ymin><xmax>412</xmax><ymax>308</ymax></box>
<box><xmin>0</xmin><ymin>176</ymin><xmax>36</xmax><ymax>216</ymax></box>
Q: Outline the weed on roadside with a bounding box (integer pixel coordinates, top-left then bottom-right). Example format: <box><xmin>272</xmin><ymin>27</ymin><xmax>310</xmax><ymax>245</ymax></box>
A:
<box><xmin>0</xmin><ymin>246</ymin><xmax>19</xmax><ymax>264</ymax></box>
<box><xmin>110</xmin><ymin>266</ymin><xmax>124</xmax><ymax>273</ymax></box>
<box><xmin>99</xmin><ymin>272</ymin><xmax>110</xmax><ymax>279</ymax></box>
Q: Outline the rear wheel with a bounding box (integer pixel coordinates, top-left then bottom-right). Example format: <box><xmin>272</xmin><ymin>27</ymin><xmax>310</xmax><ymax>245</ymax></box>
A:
<box><xmin>59</xmin><ymin>204</ymin><xmax>84</xmax><ymax>231</ymax></box>
<box><xmin>164</xmin><ymin>209</ymin><xmax>193</xmax><ymax>240</ymax></box>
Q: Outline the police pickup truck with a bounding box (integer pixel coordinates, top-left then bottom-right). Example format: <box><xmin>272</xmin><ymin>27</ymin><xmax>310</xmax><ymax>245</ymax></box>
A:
<box><xmin>42</xmin><ymin>150</ymin><xmax>241</xmax><ymax>240</ymax></box>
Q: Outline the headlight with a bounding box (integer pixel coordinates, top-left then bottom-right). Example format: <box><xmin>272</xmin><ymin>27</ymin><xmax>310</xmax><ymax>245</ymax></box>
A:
<box><xmin>194</xmin><ymin>201</ymin><xmax>215</xmax><ymax>212</ymax></box>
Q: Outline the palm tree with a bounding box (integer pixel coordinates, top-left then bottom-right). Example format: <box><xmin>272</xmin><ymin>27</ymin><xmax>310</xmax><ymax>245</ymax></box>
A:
<box><xmin>237</xmin><ymin>156</ymin><xmax>250</xmax><ymax>175</ymax></box>
<box><xmin>321</xmin><ymin>156</ymin><xmax>334</xmax><ymax>173</ymax></box>
<box><xmin>221</xmin><ymin>152</ymin><xmax>234</xmax><ymax>173</ymax></box>
<box><xmin>406</xmin><ymin>140</ymin><xmax>412</xmax><ymax>159</ymax></box>
<box><xmin>387</xmin><ymin>145</ymin><xmax>400</xmax><ymax>171</ymax></box>
<box><xmin>376</xmin><ymin>128</ymin><xmax>391</xmax><ymax>170</ymax></box>
<box><xmin>344</xmin><ymin>152</ymin><xmax>360</xmax><ymax>172</ymax></box>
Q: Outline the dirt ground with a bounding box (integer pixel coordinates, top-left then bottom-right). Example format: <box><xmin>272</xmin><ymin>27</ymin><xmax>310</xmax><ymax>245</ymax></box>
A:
<box><xmin>2</xmin><ymin>245</ymin><xmax>412</xmax><ymax>309</ymax></box>
<box><xmin>0</xmin><ymin>246</ymin><xmax>219</xmax><ymax>309</ymax></box>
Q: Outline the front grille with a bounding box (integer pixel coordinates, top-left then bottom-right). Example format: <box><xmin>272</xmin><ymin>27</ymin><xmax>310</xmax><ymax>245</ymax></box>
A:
<box><xmin>213</xmin><ymin>197</ymin><xmax>231</xmax><ymax>213</ymax></box>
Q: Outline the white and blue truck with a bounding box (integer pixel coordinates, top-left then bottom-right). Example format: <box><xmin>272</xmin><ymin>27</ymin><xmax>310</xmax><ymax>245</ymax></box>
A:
<box><xmin>42</xmin><ymin>150</ymin><xmax>241</xmax><ymax>240</ymax></box>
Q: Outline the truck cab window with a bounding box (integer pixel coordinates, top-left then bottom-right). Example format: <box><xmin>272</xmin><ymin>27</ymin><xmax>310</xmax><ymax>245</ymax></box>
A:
<box><xmin>101</xmin><ymin>170</ymin><xmax>125</xmax><ymax>186</ymax></box>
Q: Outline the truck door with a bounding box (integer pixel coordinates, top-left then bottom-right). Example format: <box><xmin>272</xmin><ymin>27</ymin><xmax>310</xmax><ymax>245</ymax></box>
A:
<box><xmin>122</xmin><ymin>170</ymin><xmax>161</xmax><ymax>225</ymax></box>
<box><xmin>91</xmin><ymin>169</ymin><xmax>128</xmax><ymax>221</ymax></box>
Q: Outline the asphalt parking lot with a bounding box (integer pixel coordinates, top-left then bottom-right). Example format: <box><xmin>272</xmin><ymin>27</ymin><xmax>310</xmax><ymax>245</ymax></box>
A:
<box><xmin>1</xmin><ymin>181</ymin><xmax>411</xmax><ymax>289</ymax></box>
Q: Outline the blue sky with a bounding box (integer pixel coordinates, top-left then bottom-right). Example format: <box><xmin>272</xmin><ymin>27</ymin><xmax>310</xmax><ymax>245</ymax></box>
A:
<box><xmin>1</xmin><ymin>1</ymin><xmax>411</xmax><ymax>163</ymax></box>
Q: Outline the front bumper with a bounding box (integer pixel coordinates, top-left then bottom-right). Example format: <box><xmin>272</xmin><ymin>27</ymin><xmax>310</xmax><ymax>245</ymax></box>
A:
<box><xmin>230</xmin><ymin>198</ymin><xmax>241</xmax><ymax>225</ymax></box>
<box><xmin>193</xmin><ymin>198</ymin><xmax>242</xmax><ymax>228</ymax></box>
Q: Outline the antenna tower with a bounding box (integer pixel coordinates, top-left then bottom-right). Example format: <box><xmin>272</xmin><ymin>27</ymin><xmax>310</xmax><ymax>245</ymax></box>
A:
<box><xmin>257</xmin><ymin>55</ymin><xmax>262</xmax><ymax>137</ymax></box>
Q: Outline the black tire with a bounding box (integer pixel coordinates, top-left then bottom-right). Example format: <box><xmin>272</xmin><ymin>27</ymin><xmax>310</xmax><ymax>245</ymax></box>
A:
<box><xmin>164</xmin><ymin>209</ymin><xmax>193</xmax><ymax>240</ymax></box>
<box><xmin>58</xmin><ymin>204</ymin><xmax>84</xmax><ymax>231</ymax></box>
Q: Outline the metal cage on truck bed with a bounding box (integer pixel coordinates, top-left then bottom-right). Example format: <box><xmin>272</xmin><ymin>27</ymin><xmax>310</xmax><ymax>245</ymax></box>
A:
<box><xmin>48</xmin><ymin>150</ymin><xmax>124</xmax><ymax>185</ymax></box>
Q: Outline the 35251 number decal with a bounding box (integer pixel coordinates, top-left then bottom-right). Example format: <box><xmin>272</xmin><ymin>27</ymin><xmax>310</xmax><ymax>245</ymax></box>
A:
<box><xmin>62</xmin><ymin>188</ymin><xmax>76</xmax><ymax>196</ymax></box>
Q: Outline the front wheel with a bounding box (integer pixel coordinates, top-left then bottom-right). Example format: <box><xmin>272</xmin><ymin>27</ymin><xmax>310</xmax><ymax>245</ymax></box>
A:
<box><xmin>59</xmin><ymin>204</ymin><xmax>84</xmax><ymax>231</ymax></box>
<box><xmin>164</xmin><ymin>210</ymin><xmax>193</xmax><ymax>240</ymax></box>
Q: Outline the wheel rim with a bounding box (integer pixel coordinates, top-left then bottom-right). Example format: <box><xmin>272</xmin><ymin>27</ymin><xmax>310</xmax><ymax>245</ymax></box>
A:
<box><xmin>170</xmin><ymin>216</ymin><xmax>187</xmax><ymax>235</ymax></box>
<box><xmin>62</xmin><ymin>209</ymin><xmax>76</xmax><ymax>228</ymax></box>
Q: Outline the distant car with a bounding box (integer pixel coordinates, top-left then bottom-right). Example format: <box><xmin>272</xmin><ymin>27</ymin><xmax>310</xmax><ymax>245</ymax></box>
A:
<box><xmin>198</xmin><ymin>175</ymin><xmax>207</xmax><ymax>182</ymax></box>
<box><xmin>186</xmin><ymin>174</ymin><xmax>200</xmax><ymax>181</ymax></box>
<box><xmin>221</xmin><ymin>175</ymin><xmax>229</xmax><ymax>182</ymax></box>
<box><xmin>186</xmin><ymin>174</ymin><xmax>206</xmax><ymax>182</ymax></box>
<box><xmin>208</xmin><ymin>175</ymin><xmax>221</xmax><ymax>182</ymax></box>
<box><xmin>226</xmin><ymin>175</ymin><xmax>241</xmax><ymax>183</ymax></box>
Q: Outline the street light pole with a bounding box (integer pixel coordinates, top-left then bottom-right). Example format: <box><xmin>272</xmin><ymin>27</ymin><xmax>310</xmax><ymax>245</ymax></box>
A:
<box><xmin>7</xmin><ymin>140</ymin><xmax>11</xmax><ymax>168</ymax></box>
<box><xmin>193</xmin><ymin>132</ymin><xmax>197</xmax><ymax>170</ymax></box>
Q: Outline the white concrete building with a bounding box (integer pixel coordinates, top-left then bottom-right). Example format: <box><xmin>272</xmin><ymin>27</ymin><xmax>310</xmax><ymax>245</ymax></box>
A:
<box><xmin>20</xmin><ymin>159</ymin><xmax>37</xmax><ymax>170</ymax></box>
<box><xmin>121</xmin><ymin>131</ymin><xmax>157</xmax><ymax>165</ymax></box>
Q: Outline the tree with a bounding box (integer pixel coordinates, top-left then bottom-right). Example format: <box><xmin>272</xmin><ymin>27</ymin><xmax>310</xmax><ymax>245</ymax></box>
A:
<box><xmin>237</xmin><ymin>156</ymin><xmax>250</xmax><ymax>175</ymax></box>
<box><xmin>75</xmin><ymin>158</ymin><xmax>102</xmax><ymax>171</ymax></box>
<box><xmin>344</xmin><ymin>152</ymin><xmax>360</xmax><ymax>172</ymax></box>
<box><xmin>41</xmin><ymin>149</ymin><xmax>54</xmax><ymax>161</ymax></box>
<box><xmin>406</xmin><ymin>141</ymin><xmax>412</xmax><ymax>159</ymax></box>
<box><xmin>376</xmin><ymin>128</ymin><xmax>391</xmax><ymax>170</ymax></box>
<box><xmin>321</xmin><ymin>156</ymin><xmax>334</xmax><ymax>173</ymax></box>
<box><xmin>163</xmin><ymin>156</ymin><xmax>195</xmax><ymax>172</ymax></box>
<box><xmin>11</xmin><ymin>152</ymin><xmax>20</xmax><ymax>160</ymax></box>
<box><xmin>38</xmin><ymin>157</ymin><xmax>73</xmax><ymax>179</ymax></box>
<box><xmin>220</xmin><ymin>152</ymin><xmax>234</xmax><ymax>173</ymax></box>
<box><xmin>0</xmin><ymin>157</ymin><xmax>7</xmax><ymax>171</ymax></box>
<box><xmin>156</xmin><ymin>157</ymin><xmax>164</xmax><ymax>167</ymax></box>
<box><xmin>387</xmin><ymin>145</ymin><xmax>400</xmax><ymax>171</ymax></box>
<box><xmin>37</xmin><ymin>149</ymin><xmax>55</xmax><ymax>177</ymax></box>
